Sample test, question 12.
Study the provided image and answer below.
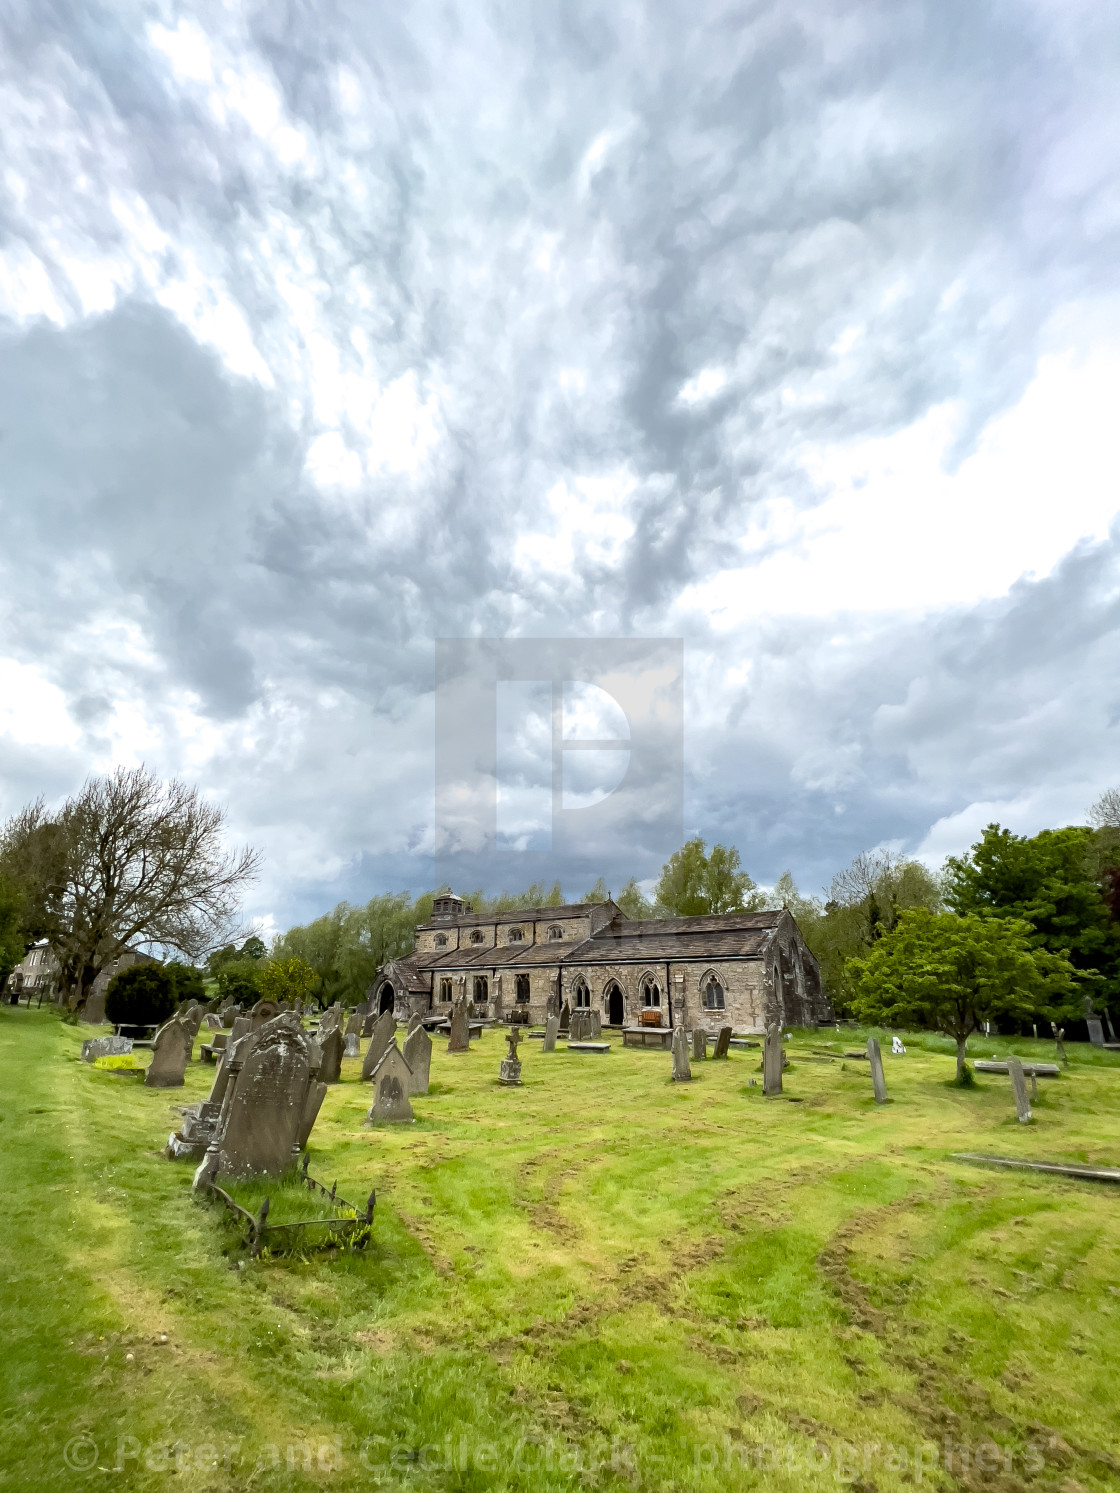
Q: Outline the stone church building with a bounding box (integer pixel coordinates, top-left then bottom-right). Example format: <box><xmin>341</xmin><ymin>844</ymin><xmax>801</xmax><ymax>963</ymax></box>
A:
<box><xmin>372</xmin><ymin>894</ymin><xmax>831</xmax><ymax>1032</ymax></box>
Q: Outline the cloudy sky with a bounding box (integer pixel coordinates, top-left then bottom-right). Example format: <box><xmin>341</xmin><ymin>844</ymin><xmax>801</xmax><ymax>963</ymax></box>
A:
<box><xmin>2</xmin><ymin>0</ymin><xmax>1119</xmax><ymax>931</ymax></box>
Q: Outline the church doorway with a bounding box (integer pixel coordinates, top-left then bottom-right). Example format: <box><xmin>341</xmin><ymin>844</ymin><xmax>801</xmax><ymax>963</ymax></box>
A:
<box><xmin>378</xmin><ymin>983</ymin><xmax>395</xmax><ymax>1014</ymax></box>
<box><xmin>606</xmin><ymin>982</ymin><xmax>624</xmax><ymax>1027</ymax></box>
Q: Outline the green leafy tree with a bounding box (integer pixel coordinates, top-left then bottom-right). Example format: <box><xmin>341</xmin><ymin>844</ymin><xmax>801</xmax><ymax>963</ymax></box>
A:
<box><xmin>166</xmin><ymin>961</ymin><xmax>206</xmax><ymax>1007</ymax></box>
<box><xmin>0</xmin><ymin>874</ymin><xmax>25</xmax><ymax>991</ymax></box>
<box><xmin>615</xmin><ymin>877</ymin><xmax>655</xmax><ymax>920</ymax></box>
<box><xmin>257</xmin><ymin>955</ymin><xmax>318</xmax><ymax>1006</ymax></box>
<box><xmin>655</xmin><ymin>839</ymin><xmax>763</xmax><ymax>917</ymax></box>
<box><xmin>216</xmin><ymin>960</ymin><xmax>261</xmax><ymax>1007</ymax></box>
<box><xmin>240</xmin><ymin>935</ymin><xmax>267</xmax><ymax>960</ymax></box>
<box><xmin>943</xmin><ymin>824</ymin><xmax>1120</xmax><ymax>1017</ymax></box>
<box><xmin>104</xmin><ymin>963</ymin><xmax>177</xmax><ymax>1029</ymax></box>
<box><xmin>849</xmin><ymin>909</ymin><xmax>1077</xmax><ymax>1081</ymax></box>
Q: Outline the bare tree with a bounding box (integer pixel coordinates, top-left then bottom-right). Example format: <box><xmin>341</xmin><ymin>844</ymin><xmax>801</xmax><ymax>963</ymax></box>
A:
<box><xmin>1089</xmin><ymin>787</ymin><xmax>1120</xmax><ymax>830</ymax></box>
<box><xmin>0</xmin><ymin>767</ymin><xmax>260</xmax><ymax>1010</ymax></box>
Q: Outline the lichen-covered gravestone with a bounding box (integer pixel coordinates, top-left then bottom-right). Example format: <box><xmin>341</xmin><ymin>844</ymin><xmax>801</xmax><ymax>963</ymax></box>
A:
<box><xmin>542</xmin><ymin>1014</ymin><xmax>560</xmax><ymax>1053</ymax></box>
<box><xmin>196</xmin><ymin>1016</ymin><xmax>315</xmax><ymax>1182</ymax></box>
<box><xmin>671</xmin><ymin>1027</ymin><xmax>691</xmax><ymax>1082</ymax></box>
<box><xmin>499</xmin><ymin>1027</ymin><xmax>523</xmax><ymax>1087</ymax></box>
<box><xmin>763</xmin><ymin>1024</ymin><xmax>783</xmax><ymax>1096</ymax></box>
<box><xmin>1007</xmin><ymin>1055</ymin><xmax>1032</xmax><ymax>1123</ymax></box>
<box><xmin>250</xmin><ymin>999</ymin><xmax>280</xmax><ymax>1028</ymax></box>
<box><xmin>365</xmin><ymin>1043</ymin><xmax>414</xmax><ymax>1123</ymax></box>
<box><xmin>713</xmin><ymin>1026</ymin><xmax>733</xmax><ymax>1060</ymax></box>
<box><xmin>402</xmin><ymin>1023</ymin><xmax>432</xmax><ymax>1094</ymax></box>
<box><xmin>867</xmin><ymin>1038</ymin><xmax>889</xmax><ymax>1104</ymax></box>
<box><xmin>361</xmin><ymin>1010</ymin><xmax>396</xmax><ymax>1079</ymax></box>
<box><xmin>145</xmin><ymin>1017</ymin><xmax>193</xmax><ymax>1088</ymax></box>
<box><xmin>345</xmin><ymin>1012</ymin><xmax>362</xmax><ymax>1038</ymax></box>
<box><xmin>447</xmin><ymin>995</ymin><xmax>470</xmax><ymax>1053</ymax></box>
<box><xmin>81</xmin><ymin>1034</ymin><xmax>133</xmax><ymax>1063</ymax></box>
<box><xmin>318</xmin><ymin>1025</ymin><xmax>344</xmax><ymax>1084</ymax></box>
<box><xmin>691</xmin><ymin>1028</ymin><xmax>706</xmax><ymax>1062</ymax></box>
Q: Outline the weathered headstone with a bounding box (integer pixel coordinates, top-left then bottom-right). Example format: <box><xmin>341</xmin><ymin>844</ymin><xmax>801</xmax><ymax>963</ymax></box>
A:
<box><xmin>402</xmin><ymin>1023</ymin><xmax>432</xmax><ymax>1094</ymax></box>
<box><xmin>713</xmin><ymin>1026</ymin><xmax>733</xmax><ymax>1059</ymax></box>
<box><xmin>447</xmin><ymin>995</ymin><xmax>470</xmax><ymax>1053</ymax></box>
<box><xmin>671</xmin><ymin>1026</ymin><xmax>691</xmax><ymax>1082</ymax></box>
<box><xmin>361</xmin><ymin>1010</ymin><xmax>396</xmax><ymax>1080</ymax></box>
<box><xmin>1007</xmin><ymin>1055</ymin><xmax>1032</xmax><ymax>1123</ymax></box>
<box><xmin>1087</xmin><ymin>1018</ymin><xmax>1105</xmax><ymax>1048</ymax></box>
<box><xmin>205</xmin><ymin>1013</ymin><xmax>223</xmax><ymax>1031</ymax></box>
<box><xmin>145</xmin><ymin>1017</ymin><xmax>193</xmax><ymax>1088</ymax></box>
<box><xmin>82</xmin><ymin>985</ymin><xmax>109</xmax><ymax>1025</ymax></box>
<box><xmin>891</xmin><ymin>1035</ymin><xmax>906</xmax><ymax>1055</ymax></box>
<box><xmin>542</xmin><ymin>1013</ymin><xmax>560</xmax><ymax>1053</ymax></box>
<box><xmin>499</xmin><ymin>1027</ymin><xmax>523</xmax><ymax>1086</ymax></box>
<box><xmin>559</xmin><ymin>1002</ymin><xmax>570</xmax><ymax>1035</ymax></box>
<box><xmin>867</xmin><ymin>1037</ymin><xmax>888</xmax><ymax>1104</ymax></box>
<box><xmin>361</xmin><ymin>1010</ymin><xmax>378</xmax><ymax>1038</ymax></box>
<box><xmin>364</xmin><ymin>1043</ymin><xmax>414</xmax><ymax>1123</ymax></box>
<box><xmin>691</xmin><ymin>1028</ymin><xmax>706</xmax><ymax>1061</ymax></box>
<box><xmin>81</xmin><ymin>1034</ymin><xmax>133</xmax><ymax>1063</ymax></box>
<box><xmin>1052</xmin><ymin>1023</ymin><xmax>1067</xmax><ymax>1067</ymax></box>
<box><xmin>343</xmin><ymin>1032</ymin><xmax>360</xmax><ymax>1058</ymax></box>
<box><xmin>763</xmin><ymin>1024</ymin><xmax>783</xmax><ymax>1096</ymax></box>
<box><xmin>218</xmin><ymin>1003</ymin><xmax>238</xmax><ymax>1026</ymax></box>
<box><xmin>345</xmin><ymin>1011</ymin><xmax>363</xmax><ymax>1037</ymax></box>
<box><xmin>195</xmin><ymin>1016</ymin><xmax>315</xmax><ymax>1183</ymax></box>
<box><xmin>250</xmin><ymin>999</ymin><xmax>280</xmax><ymax>1028</ymax></box>
<box><xmin>407</xmin><ymin>1012</ymin><xmax>422</xmax><ymax>1036</ymax></box>
<box><xmin>297</xmin><ymin>1078</ymin><xmax>327</xmax><ymax>1148</ymax></box>
<box><xmin>589</xmin><ymin>1010</ymin><xmax>602</xmax><ymax>1039</ymax></box>
<box><xmin>318</xmin><ymin>1025</ymin><xmax>344</xmax><ymax>1084</ymax></box>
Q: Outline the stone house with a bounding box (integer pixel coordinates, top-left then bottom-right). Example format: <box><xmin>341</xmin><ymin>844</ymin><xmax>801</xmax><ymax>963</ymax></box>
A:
<box><xmin>371</xmin><ymin>894</ymin><xmax>830</xmax><ymax>1032</ymax></box>
<box><xmin>4</xmin><ymin>941</ymin><xmax>156</xmax><ymax>1021</ymax></box>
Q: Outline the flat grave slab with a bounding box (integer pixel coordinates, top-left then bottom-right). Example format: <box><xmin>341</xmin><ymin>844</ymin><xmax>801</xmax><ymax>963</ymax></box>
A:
<box><xmin>974</xmin><ymin>1060</ymin><xmax>1060</xmax><ymax>1077</ymax></box>
<box><xmin>567</xmin><ymin>1041</ymin><xmax>611</xmax><ymax>1053</ymax></box>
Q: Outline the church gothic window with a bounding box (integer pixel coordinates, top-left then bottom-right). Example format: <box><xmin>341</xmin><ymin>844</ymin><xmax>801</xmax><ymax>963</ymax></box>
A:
<box><xmin>515</xmin><ymin>974</ymin><xmax>531</xmax><ymax>1004</ymax></box>
<box><xmin>470</xmin><ymin>930</ymin><xmax>485</xmax><ymax>943</ymax></box>
<box><xmin>574</xmin><ymin>979</ymin><xmax>591</xmax><ymax>1008</ymax></box>
<box><xmin>439</xmin><ymin>978</ymin><xmax>452</xmax><ymax>1003</ymax></box>
<box><xmin>702</xmin><ymin>978</ymin><xmax>725</xmax><ymax>1010</ymax></box>
<box><xmin>546</xmin><ymin>925</ymin><xmax>563</xmax><ymax>940</ymax></box>
<box><xmin>641</xmin><ymin>978</ymin><xmax>661</xmax><ymax>1008</ymax></box>
<box><xmin>473</xmin><ymin>975</ymin><xmax>489</xmax><ymax>1003</ymax></box>
<box><xmin>507</xmin><ymin>926</ymin><xmax>524</xmax><ymax>943</ymax></box>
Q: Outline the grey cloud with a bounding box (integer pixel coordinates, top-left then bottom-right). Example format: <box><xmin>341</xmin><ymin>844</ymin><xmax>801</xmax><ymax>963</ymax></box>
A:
<box><xmin>0</xmin><ymin>1</ymin><xmax>1118</xmax><ymax>925</ymax></box>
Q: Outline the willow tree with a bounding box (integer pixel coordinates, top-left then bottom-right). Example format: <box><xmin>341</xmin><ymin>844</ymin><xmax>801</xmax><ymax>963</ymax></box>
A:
<box><xmin>0</xmin><ymin>767</ymin><xmax>259</xmax><ymax>1012</ymax></box>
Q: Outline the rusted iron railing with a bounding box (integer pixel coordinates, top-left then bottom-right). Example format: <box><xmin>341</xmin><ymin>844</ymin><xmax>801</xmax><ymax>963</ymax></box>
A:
<box><xmin>201</xmin><ymin>1153</ymin><xmax>376</xmax><ymax>1257</ymax></box>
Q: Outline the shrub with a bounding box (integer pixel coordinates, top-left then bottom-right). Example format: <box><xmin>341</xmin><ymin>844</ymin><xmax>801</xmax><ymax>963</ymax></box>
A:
<box><xmin>104</xmin><ymin>964</ymin><xmax>177</xmax><ymax>1029</ymax></box>
<box><xmin>166</xmin><ymin>961</ymin><xmax>206</xmax><ymax>1006</ymax></box>
<box><xmin>216</xmin><ymin>960</ymin><xmax>261</xmax><ymax>1007</ymax></box>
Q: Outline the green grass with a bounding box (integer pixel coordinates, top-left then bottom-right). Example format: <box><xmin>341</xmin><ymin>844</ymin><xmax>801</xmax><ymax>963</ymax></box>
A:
<box><xmin>2</xmin><ymin>1011</ymin><xmax>1119</xmax><ymax>1491</ymax></box>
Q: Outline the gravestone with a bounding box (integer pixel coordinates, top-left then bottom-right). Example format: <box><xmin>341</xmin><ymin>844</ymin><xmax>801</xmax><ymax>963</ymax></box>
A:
<box><xmin>542</xmin><ymin>1013</ymin><xmax>560</xmax><ymax>1053</ymax></box>
<box><xmin>691</xmin><ymin>1028</ymin><xmax>706</xmax><ymax>1062</ymax></box>
<box><xmin>318</xmin><ymin>1025</ymin><xmax>344</xmax><ymax>1084</ymax></box>
<box><xmin>1007</xmin><ymin>1055</ymin><xmax>1032</xmax><ymax>1123</ymax></box>
<box><xmin>145</xmin><ymin>1017</ymin><xmax>193</xmax><ymax>1088</ymax></box>
<box><xmin>205</xmin><ymin>1013</ymin><xmax>223</xmax><ymax>1031</ymax></box>
<box><xmin>218</xmin><ymin>1003</ymin><xmax>238</xmax><ymax>1026</ymax></box>
<box><xmin>361</xmin><ymin>1010</ymin><xmax>378</xmax><ymax>1038</ymax></box>
<box><xmin>402</xmin><ymin>1023</ymin><xmax>432</xmax><ymax>1094</ymax></box>
<box><xmin>763</xmin><ymin>1024</ymin><xmax>783</xmax><ymax>1096</ymax></box>
<box><xmin>891</xmin><ymin>1036</ymin><xmax>906</xmax><ymax>1055</ymax></box>
<box><xmin>82</xmin><ymin>985</ymin><xmax>108</xmax><ymax>1024</ymax></box>
<box><xmin>81</xmin><ymin>1034</ymin><xmax>133</xmax><ymax>1063</ymax></box>
<box><xmin>196</xmin><ymin>1016</ymin><xmax>315</xmax><ymax>1183</ymax></box>
<box><xmin>447</xmin><ymin>995</ymin><xmax>470</xmax><ymax>1053</ymax></box>
<box><xmin>407</xmin><ymin>1012</ymin><xmax>422</xmax><ymax>1036</ymax></box>
<box><xmin>344</xmin><ymin>1032</ymin><xmax>360</xmax><ymax>1058</ymax></box>
<box><xmin>1087</xmin><ymin>1018</ymin><xmax>1105</xmax><ymax>1048</ymax></box>
<box><xmin>250</xmin><ymin>999</ymin><xmax>280</xmax><ymax>1028</ymax></box>
<box><xmin>867</xmin><ymin>1037</ymin><xmax>888</xmax><ymax>1104</ymax></box>
<box><xmin>361</xmin><ymin>1010</ymin><xmax>396</xmax><ymax>1080</ymax></box>
<box><xmin>713</xmin><ymin>1026</ymin><xmax>733</xmax><ymax>1060</ymax></box>
<box><xmin>1052</xmin><ymin>1023</ymin><xmax>1067</xmax><ymax>1067</ymax></box>
<box><xmin>559</xmin><ymin>1002</ymin><xmax>570</xmax><ymax>1035</ymax></box>
<box><xmin>297</xmin><ymin>1078</ymin><xmax>327</xmax><ymax>1149</ymax></box>
<box><xmin>569</xmin><ymin>1010</ymin><xmax>586</xmax><ymax>1041</ymax></box>
<box><xmin>364</xmin><ymin>1043</ymin><xmax>414</xmax><ymax>1123</ymax></box>
<box><xmin>499</xmin><ymin>1027</ymin><xmax>523</xmax><ymax>1087</ymax></box>
<box><xmin>589</xmin><ymin>1011</ymin><xmax>602</xmax><ymax>1039</ymax></box>
<box><xmin>345</xmin><ymin>1012</ymin><xmax>362</xmax><ymax>1037</ymax></box>
<box><xmin>671</xmin><ymin>1026</ymin><xmax>691</xmax><ymax>1082</ymax></box>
